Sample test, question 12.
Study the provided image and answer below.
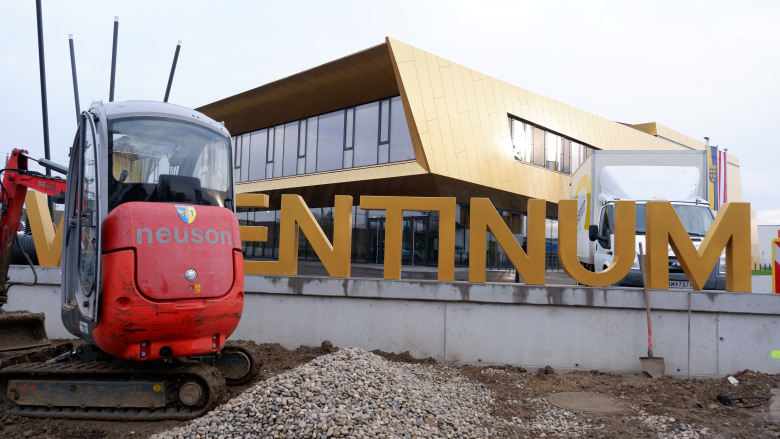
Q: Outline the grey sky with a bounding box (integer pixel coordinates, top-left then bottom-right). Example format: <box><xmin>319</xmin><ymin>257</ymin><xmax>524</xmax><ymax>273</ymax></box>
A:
<box><xmin>2</xmin><ymin>0</ymin><xmax>778</xmax><ymax>223</ymax></box>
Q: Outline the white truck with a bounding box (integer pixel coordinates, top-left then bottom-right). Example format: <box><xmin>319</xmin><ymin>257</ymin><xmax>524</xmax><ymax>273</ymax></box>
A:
<box><xmin>571</xmin><ymin>150</ymin><xmax>725</xmax><ymax>290</ymax></box>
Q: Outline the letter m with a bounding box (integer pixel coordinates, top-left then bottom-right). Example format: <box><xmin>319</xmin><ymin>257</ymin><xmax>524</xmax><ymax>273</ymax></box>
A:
<box><xmin>645</xmin><ymin>202</ymin><xmax>751</xmax><ymax>292</ymax></box>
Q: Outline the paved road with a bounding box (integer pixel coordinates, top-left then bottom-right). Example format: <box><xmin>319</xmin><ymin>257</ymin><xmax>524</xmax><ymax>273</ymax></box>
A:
<box><xmin>752</xmin><ymin>274</ymin><xmax>774</xmax><ymax>293</ymax></box>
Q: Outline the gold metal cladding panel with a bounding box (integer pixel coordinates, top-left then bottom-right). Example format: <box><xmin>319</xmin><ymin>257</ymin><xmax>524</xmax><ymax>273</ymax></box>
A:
<box><xmin>443</xmin><ymin>76</ymin><xmax>468</xmax><ymax>156</ymax></box>
<box><xmin>461</xmin><ymin>121</ymin><xmax>480</xmax><ymax>182</ymax></box>
<box><xmin>426</xmin><ymin>118</ymin><xmax>450</xmax><ymax>176</ymax></box>
<box><xmin>413</xmin><ymin>47</ymin><xmax>438</xmax><ymax>124</ymax></box>
<box><xmin>472</xmin><ymin>127</ymin><xmax>490</xmax><ymax>185</ymax></box>
<box><xmin>654</xmin><ymin>123</ymin><xmax>706</xmax><ymax>150</ymax></box>
<box><xmin>236</xmin><ymin>161</ymin><xmax>427</xmax><ymax>194</ymax></box>
<box><xmin>630</xmin><ymin>122</ymin><xmax>658</xmax><ymax>137</ymax></box>
<box><xmin>483</xmin><ymin>73</ymin><xmax>498</xmax><ymax>116</ymax></box>
<box><xmin>455</xmin><ymin>150</ymin><xmax>470</xmax><ymax>181</ymax></box>
<box><xmin>390</xmin><ymin>57</ymin><xmax>431</xmax><ymax>172</ymax></box>
<box><xmin>462</xmin><ymin>69</ymin><xmax>480</xmax><ymax>130</ymax></box>
<box><xmin>426</xmin><ymin>52</ymin><xmax>445</xmax><ymax>99</ymax></box>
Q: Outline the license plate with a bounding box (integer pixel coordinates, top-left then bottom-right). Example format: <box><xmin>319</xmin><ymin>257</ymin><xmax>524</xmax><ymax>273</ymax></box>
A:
<box><xmin>669</xmin><ymin>280</ymin><xmax>692</xmax><ymax>289</ymax></box>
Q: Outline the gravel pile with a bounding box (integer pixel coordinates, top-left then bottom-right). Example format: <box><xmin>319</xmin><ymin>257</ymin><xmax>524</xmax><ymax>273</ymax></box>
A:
<box><xmin>152</xmin><ymin>348</ymin><xmax>499</xmax><ymax>439</ymax></box>
<box><xmin>152</xmin><ymin>348</ymin><xmax>713</xmax><ymax>439</ymax></box>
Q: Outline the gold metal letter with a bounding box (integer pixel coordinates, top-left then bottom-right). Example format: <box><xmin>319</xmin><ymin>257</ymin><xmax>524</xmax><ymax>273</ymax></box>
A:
<box><xmin>468</xmin><ymin>198</ymin><xmax>546</xmax><ymax>284</ymax></box>
<box><xmin>236</xmin><ymin>194</ymin><xmax>269</xmax><ymax>244</ymax></box>
<box><xmin>558</xmin><ymin>199</ymin><xmax>636</xmax><ymax>287</ymax></box>
<box><xmin>646</xmin><ymin>201</ymin><xmax>751</xmax><ymax>292</ymax></box>
<box><xmin>245</xmin><ymin>195</ymin><xmax>353</xmax><ymax>277</ymax></box>
<box><xmin>26</xmin><ymin>191</ymin><xmax>63</xmax><ymax>267</ymax></box>
<box><xmin>359</xmin><ymin>196</ymin><xmax>456</xmax><ymax>281</ymax></box>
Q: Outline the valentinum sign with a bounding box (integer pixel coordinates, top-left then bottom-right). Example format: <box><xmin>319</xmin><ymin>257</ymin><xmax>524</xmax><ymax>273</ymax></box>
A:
<box><xmin>236</xmin><ymin>194</ymin><xmax>752</xmax><ymax>293</ymax></box>
<box><xmin>23</xmin><ymin>191</ymin><xmax>751</xmax><ymax>292</ymax></box>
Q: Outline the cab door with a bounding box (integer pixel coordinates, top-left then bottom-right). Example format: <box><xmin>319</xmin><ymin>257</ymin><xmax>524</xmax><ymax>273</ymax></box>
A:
<box><xmin>593</xmin><ymin>206</ymin><xmax>613</xmax><ymax>271</ymax></box>
<box><xmin>62</xmin><ymin>112</ymin><xmax>101</xmax><ymax>328</ymax></box>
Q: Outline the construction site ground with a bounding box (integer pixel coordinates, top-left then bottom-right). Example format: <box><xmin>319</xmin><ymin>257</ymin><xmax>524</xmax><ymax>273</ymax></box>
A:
<box><xmin>0</xmin><ymin>342</ymin><xmax>777</xmax><ymax>439</ymax></box>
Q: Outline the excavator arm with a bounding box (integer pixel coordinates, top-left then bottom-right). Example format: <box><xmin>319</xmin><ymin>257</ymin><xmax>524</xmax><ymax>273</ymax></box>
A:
<box><xmin>0</xmin><ymin>148</ymin><xmax>66</xmax><ymax>306</ymax></box>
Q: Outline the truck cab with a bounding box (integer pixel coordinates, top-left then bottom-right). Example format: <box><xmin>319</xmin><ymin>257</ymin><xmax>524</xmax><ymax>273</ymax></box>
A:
<box><xmin>591</xmin><ymin>199</ymin><xmax>726</xmax><ymax>289</ymax></box>
<box><xmin>572</xmin><ymin>150</ymin><xmax>727</xmax><ymax>291</ymax></box>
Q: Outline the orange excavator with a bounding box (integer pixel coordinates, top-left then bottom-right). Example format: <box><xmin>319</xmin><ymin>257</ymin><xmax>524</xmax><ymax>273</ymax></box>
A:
<box><xmin>0</xmin><ymin>100</ymin><xmax>260</xmax><ymax>420</ymax></box>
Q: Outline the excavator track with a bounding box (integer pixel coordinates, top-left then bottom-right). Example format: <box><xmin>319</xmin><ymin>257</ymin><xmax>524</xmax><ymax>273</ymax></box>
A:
<box><xmin>191</xmin><ymin>340</ymin><xmax>264</xmax><ymax>385</ymax></box>
<box><xmin>0</xmin><ymin>360</ymin><xmax>225</xmax><ymax>420</ymax></box>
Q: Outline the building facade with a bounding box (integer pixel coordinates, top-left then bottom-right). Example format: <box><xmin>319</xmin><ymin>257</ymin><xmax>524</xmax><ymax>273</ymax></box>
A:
<box><xmin>198</xmin><ymin>37</ymin><xmax>747</xmax><ymax>269</ymax></box>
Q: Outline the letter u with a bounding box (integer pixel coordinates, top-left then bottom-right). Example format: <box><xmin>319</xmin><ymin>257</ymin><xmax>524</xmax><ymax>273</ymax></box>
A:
<box><xmin>174</xmin><ymin>228</ymin><xmax>188</xmax><ymax>243</ymax></box>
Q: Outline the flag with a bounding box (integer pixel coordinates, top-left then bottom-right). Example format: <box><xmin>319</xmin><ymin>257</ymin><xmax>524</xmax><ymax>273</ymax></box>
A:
<box><xmin>718</xmin><ymin>150</ymin><xmax>727</xmax><ymax>208</ymax></box>
<box><xmin>708</xmin><ymin>145</ymin><xmax>718</xmax><ymax>211</ymax></box>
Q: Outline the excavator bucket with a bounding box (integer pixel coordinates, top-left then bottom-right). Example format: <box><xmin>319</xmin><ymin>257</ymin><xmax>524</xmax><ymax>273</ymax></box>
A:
<box><xmin>0</xmin><ymin>311</ymin><xmax>51</xmax><ymax>351</ymax></box>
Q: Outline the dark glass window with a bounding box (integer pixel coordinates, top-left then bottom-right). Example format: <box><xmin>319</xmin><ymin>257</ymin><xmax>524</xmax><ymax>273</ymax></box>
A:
<box><xmin>380</xmin><ymin>99</ymin><xmax>390</xmax><ymax>143</ymax></box>
<box><xmin>353</xmin><ymin>101</ymin><xmax>379</xmax><ymax>167</ymax></box>
<box><xmin>241</xmin><ymin>133</ymin><xmax>251</xmax><ymax>182</ymax></box>
<box><xmin>510</xmin><ymin>115</ymin><xmax>594</xmax><ymax>174</ymax></box>
<box><xmin>532</xmin><ymin>127</ymin><xmax>545</xmax><ymax>166</ymax></box>
<box><xmin>273</xmin><ymin>126</ymin><xmax>284</xmax><ymax>178</ymax></box>
<box><xmin>305</xmin><ymin>117</ymin><xmax>318</xmax><ymax>174</ymax></box>
<box><xmin>249</xmin><ymin>129</ymin><xmax>267</xmax><ymax>181</ymax></box>
<box><xmin>283</xmin><ymin>121</ymin><xmax>299</xmax><ymax>177</ymax></box>
<box><xmin>232</xmin><ymin>137</ymin><xmax>240</xmax><ymax>182</ymax></box>
<box><xmin>266</xmin><ymin>127</ymin><xmax>275</xmax><ymax>178</ymax></box>
<box><xmin>236</xmin><ymin>95</ymin><xmax>414</xmax><ymax>181</ymax></box>
<box><xmin>389</xmin><ymin>96</ymin><xmax>414</xmax><ymax>162</ymax></box>
<box><xmin>317</xmin><ymin>110</ymin><xmax>345</xmax><ymax>172</ymax></box>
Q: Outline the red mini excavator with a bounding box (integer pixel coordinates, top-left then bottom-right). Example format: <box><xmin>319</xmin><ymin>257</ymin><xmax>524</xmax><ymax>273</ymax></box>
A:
<box><xmin>0</xmin><ymin>100</ymin><xmax>259</xmax><ymax>420</ymax></box>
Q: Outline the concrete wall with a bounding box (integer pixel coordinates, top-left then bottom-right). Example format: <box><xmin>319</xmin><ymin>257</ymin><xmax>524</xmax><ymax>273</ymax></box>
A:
<box><xmin>6</xmin><ymin>266</ymin><xmax>780</xmax><ymax>377</ymax></box>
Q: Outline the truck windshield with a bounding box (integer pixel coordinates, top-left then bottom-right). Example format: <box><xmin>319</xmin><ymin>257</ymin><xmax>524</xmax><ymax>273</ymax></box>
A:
<box><xmin>108</xmin><ymin>117</ymin><xmax>233</xmax><ymax>210</ymax></box>
<box><xmin>634</xmin><ymin>203</ymin><xmax>714</xmax><ymax>236</ymax></box>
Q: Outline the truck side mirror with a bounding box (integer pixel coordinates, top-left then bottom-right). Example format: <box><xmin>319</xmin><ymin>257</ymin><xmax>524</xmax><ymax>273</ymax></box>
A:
<box><xmin>589</xmin><ymin>224</ymin><xmax>611</xmax><ymax>249</ymax></box>
<box><xmin>588</xmin><ymin>225</ymin><xmax>599</xmax><ymax>242</ymax></box>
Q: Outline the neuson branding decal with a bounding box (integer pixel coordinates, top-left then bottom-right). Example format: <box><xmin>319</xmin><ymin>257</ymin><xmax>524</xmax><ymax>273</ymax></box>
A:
<box><xmin>136</xmin><ymin>205</ymin><xmax>233</xmax><ymax>245</ymax></box>
<box><xmin>136</xmin><ymin>227</ymin><xmax>233</xmax><ymax>245</ymax></box>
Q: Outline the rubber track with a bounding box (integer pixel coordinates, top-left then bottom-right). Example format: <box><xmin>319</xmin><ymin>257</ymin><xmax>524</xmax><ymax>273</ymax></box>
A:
<box><xmin>222</xmin><ymin>340</ymin><xmax>264</xmax><ymax>384</ymax></box>
<box><xmin>0</xmin><ymin>360</ymin><xmax>226</xmax><ymax>420</ymax></box>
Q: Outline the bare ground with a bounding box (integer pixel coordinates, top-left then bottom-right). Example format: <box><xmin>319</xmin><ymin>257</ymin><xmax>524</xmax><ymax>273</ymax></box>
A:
<box><xmin>0</xmin><ymin>342</ymin><xmax>778</xmax><ymax>439</ymax></box>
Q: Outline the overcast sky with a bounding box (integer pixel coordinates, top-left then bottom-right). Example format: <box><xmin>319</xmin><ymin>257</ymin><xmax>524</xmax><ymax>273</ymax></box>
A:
<box><xmin>2</xmin><ymin>0</ymin><xmax>778</xmax><ymax>224</ymax></box>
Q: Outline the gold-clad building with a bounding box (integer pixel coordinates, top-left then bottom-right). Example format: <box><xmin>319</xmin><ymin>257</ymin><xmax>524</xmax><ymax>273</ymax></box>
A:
<box><xmin>198</xmin><ymin>37</ymin><xmax>749</xmax><ymax>268</ymax></box>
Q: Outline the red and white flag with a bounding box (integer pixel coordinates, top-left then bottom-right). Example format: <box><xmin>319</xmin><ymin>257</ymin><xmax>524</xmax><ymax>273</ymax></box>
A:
<box><xmin>718</xmin><ymin>150</ymin><xmax>727</xmax><ymax>208</ymax></box>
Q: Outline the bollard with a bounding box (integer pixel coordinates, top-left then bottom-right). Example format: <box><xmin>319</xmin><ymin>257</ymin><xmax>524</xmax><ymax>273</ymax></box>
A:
<box><xmin>773</xmin><ymin>239</ymin><xmax>780</xmax><ymax>294</ymax></box>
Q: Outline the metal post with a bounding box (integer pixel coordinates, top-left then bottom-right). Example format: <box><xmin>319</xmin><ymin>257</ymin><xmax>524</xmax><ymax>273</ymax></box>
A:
<box><xmin>164</xmin><ymin>41</ymin><xmax>182</xmax><ymax>102</ymax></box>
<box><xmin>109</xmin><ymin>16</ymin><xmax>118</xmax><ymax>102</ymax></box>
<box><xmin>35</xmin><ymin>0</ymin><xmax>51</xmax><ymax>169</ymax></box>
<box><xmin>35</xmin><ymin>0</ymin><xmax>54</xmax><ymax>218</ymax></box>
<box><xmin>69</xmin><ymin>34</ymin><xmax>81</xmax><ymax>124</ymax></box>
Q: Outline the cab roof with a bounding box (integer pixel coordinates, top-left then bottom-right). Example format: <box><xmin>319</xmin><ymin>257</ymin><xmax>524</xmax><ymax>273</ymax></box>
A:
<box><xmin>91</xmin><ymin>100</ymin><xmax>230</xmax><ymax>137</ymax></box>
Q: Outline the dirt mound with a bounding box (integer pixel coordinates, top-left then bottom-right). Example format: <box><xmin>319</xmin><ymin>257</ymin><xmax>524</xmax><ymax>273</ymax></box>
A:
<box><xmin>0</xmin><ymin>343</ymin><xmax>778</xmax><ymax>439</ymax></box>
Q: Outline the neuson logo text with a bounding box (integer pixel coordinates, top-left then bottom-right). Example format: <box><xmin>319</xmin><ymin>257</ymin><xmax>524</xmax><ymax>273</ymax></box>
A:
<box><xmin>136</xmin><ymin>227</ymin><xmax>233</xmax><ymax>246</ymax></box>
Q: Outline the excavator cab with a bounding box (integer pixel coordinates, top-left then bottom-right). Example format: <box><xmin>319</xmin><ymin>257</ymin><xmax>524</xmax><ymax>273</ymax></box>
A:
<box><xmin>60</xmin><ymin>101</ymin><xmax>243</xmax><ymax>361</ymax></box>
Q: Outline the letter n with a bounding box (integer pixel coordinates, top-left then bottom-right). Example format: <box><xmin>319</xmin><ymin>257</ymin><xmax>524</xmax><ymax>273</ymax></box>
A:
<box><xmin>468</xmin><ymin>198</ymin><xmax>545</xmax><ymax>284</ymax></box>
<box><xmin>248</xmin><ymin>195</ymin><xmax>353</xmax><ymax>277</ymax></box>
<box><xmin>646</xmin><ymin>201</ymin><xmax>751</xmax><ymax>292</ymax></box>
